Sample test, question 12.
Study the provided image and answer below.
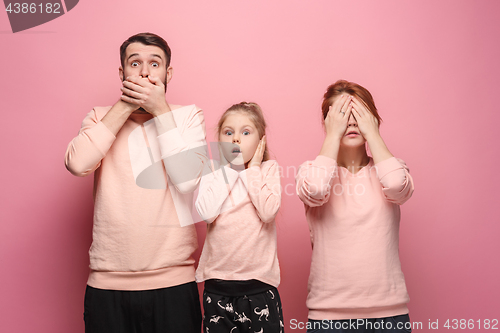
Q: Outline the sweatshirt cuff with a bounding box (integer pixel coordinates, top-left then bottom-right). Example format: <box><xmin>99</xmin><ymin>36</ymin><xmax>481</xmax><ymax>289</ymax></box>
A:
<box><xmin>315</xmin><ymin>155</ymin><xmax>337</xmax><ymax>167</ymax></box>
<box><xmin>92</xmin><ymin>121</ymin><xmax>117</xmax><ymax>155</ymax></box>
<box><xmin>375</xmin><ymin>157</ymin><xmax>403</xmax><ymax>179</ymax></box>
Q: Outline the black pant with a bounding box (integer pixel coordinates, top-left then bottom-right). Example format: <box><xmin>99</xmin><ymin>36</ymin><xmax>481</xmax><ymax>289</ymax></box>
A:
<box><xmin>202</xmin><ymin>279</ymin><xmax>285</xmax><ymax>333</ymax></box>
<box><xmin>84</xmin><ymin>282</ymin><xmax>202</xmax><ymax>333</ymax></box>
<box><xmin>307</xmin><ymin>314</ymin><xmax>412</xmax><ymax>333</ymax></box>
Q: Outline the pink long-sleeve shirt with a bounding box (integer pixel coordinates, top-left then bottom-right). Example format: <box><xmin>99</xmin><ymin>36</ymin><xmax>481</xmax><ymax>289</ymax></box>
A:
<box><xmin>195</xmin><ymin>160</ymin><xmax>281</xmax><ymax>287</ymax></box>
<box><xmin>296</xmin><ymin>155</ymin><xmax>414</xmax><ymax>320</ymax></box>
<box><xmin>65</xmin><ymin>104</ymin><xmax>207</xmax><ymax>290</ymax></box>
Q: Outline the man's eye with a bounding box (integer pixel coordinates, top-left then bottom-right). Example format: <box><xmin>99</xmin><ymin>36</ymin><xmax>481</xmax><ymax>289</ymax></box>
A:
<box><xmin>131</xmin><ymin>62</ymin><xmax>139</xmax><ymax>67</ymax></box>
<box><xmin>152</xmin><ymin>63</ymin><xmax>159</xmax><ymax>67</ymax></box>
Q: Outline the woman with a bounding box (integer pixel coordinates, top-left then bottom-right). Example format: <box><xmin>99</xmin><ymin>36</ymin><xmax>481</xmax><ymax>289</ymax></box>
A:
<box><xmin>296</xmin><ymin>80</ymin><xmax>414</xmax><ymax>333</ymax></box>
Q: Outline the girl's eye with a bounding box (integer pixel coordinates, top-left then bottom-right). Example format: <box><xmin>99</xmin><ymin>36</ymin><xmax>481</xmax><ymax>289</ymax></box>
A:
<box><xmin>243</xmin><ymin>131</ymin><xmax>250</xmax><ymax>136</ymax></box>
<box><xmin>225</xmin><ymin>131</ymin><xmax>233</xmax><ymax>136</ymax></box>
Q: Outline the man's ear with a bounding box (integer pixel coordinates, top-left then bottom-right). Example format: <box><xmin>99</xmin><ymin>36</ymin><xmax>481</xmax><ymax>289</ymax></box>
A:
<box><xmin>166</xmin><ymin>66</ymin><xmax>173</xmax><ymax>84</ymax></box>
<box><xmin>119</xmin><ymin>66</ymin><xmax>124</xmax><ymax>81</ymax></box>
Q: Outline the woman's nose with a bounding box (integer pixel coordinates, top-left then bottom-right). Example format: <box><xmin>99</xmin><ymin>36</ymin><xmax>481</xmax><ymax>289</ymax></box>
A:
<box><xmin>348</xmin><ymin>114</ymin><xmax>358</xmax><ymax>126</ymax></box>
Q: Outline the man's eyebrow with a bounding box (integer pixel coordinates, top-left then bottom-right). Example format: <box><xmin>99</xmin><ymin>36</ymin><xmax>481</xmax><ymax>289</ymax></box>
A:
<box><xmin>150</xmin><ymin>54</ymin><xmax>163</xmax><ymax>60</ymax></box>
<box><xmin>127</xmin><ymin>53</ymin><xmax>140</xmax><ymax>61</ymax></box>
<box><xmin>127</xmin><ymin>53</ymin><xmax>164</xmax><ymax>61</ymax></box>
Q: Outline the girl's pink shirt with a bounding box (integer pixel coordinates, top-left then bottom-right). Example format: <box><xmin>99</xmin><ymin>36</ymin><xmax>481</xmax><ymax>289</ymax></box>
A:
<box><xmin>195</xmin><ymin>160</ymin><xmax>282</xmax><ymax>287</ymax></box>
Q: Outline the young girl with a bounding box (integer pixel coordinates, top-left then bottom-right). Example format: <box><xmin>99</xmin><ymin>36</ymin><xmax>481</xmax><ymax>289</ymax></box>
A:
<box><xmin>296</xmin><ymin>80</ymin><xmax>414</xmax><ymax>333</ymax></box>
<box><xmin>195</xmin><ymin>102</ymin><xmax>284</xmax><ymax>333</ymax></box>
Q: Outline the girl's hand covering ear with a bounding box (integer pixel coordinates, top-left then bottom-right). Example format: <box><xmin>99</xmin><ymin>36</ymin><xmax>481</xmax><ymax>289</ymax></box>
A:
<box><xmin>248</xmin><ymin>136</ymin><xmax>266</xmax><ymax>168</ymax></box>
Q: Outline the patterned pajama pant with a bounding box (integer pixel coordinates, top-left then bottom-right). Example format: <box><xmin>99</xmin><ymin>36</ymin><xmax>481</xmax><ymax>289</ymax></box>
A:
<box><xmin>202</xmin><ymin>280</ymin><xmax>285</xmax><ymax>333</ymax></box>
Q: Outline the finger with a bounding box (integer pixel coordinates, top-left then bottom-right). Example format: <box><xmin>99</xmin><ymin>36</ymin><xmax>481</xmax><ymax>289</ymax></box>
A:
<box><xmin>340</xmin><ymin>96</ymin><xmax>352</xmax><ymax>115</ymax></box>
<box><xmin>259</xmin><ymin>149</ymin><xmax>264</xmax><ymax>160</ymax></box>
<box><xmin>351</xmin><ymin>98</ymin><xmax>364</xmax><ymax>113</ymax></box>
<box><xmin>120</xmin><ymin>94</ymin><xmax>141</xmax><ymax>105</ymax></box>
<box><xmin>351</xmin><ymin>104</ymin><xmax>360</xmax><ymax>114</ymax></box>
<box><xmin>339</xmin><ymin>95</ymin><xmax>350</xmax><ymax>111</ymax></box>
<box><xmin>255</xmin><ymin>138</ymin><xmax>265</xmax><ymax>158</ymax></box>
<box><xmin>122</xmin><ymin>80</ymin><xmax>146</xmax><ymax>93</ymax></box>
<box><xmin>148</xmin><ymin>75</ymin><xmax>164</xmax><ymax>87</ymax></box>
<box><xmin>351</xmin><ymin>107</ymin><xmax>362</xmax><ymax>120</ymax></box>
<box><xmin>326</xmin><ymin>107</ymin><xmax>334</xmax><ymax>120</ymax></box>
<box><xmin>351</xmin><ymin>100</ymin><xmax>365</xmax><ymax>114</ymax></box>
<box><xmin>259</xmin><ymin>140</ymin><xmax>266</xmax><ymax>158</ymax></box>
<box><xmin>126</xmin><ymin>75</ymin><xmax>152</xmax><ymax>88</ymax></box>
<box><xmin>121</xmin><ymin>86</ymin><xmax>143</xmax><ymax>99</ymax></box>
<box><xmin>258</xmin><ymin>141</ymin><xmax>265</xmax><ymax>160</ymax></box>
<box><xmin>331</xmin><ymin>95</ymin><xmax>347</xmax><ymax>113</ymax></box>
<box><xmin>256</xmin><ymin>139</ymin><xmax>264</xmax><ymax>158</ymax></box>
<box><xmin>345</xmin><ymin>102</ymin><xmax>353</xmax><ymax>118</ymax></box>
<box><xmin>352</xmin><ymin>98</ymin><xmax>369</xmax><ymax>115</ymax></box>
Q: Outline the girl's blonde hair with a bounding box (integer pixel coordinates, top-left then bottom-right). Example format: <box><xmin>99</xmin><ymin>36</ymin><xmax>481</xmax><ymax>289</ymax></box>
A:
<box><xmin>216</xmin><ymin>102</ymin><xmax>270</xmax><ymax>162</ymax></box>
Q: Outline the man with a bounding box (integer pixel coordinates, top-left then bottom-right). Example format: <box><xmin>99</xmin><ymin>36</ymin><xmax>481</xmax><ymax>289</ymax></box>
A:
<box><xmin>65</xmin><ymin>32</ymin><xmax>206</xmax><ymax>333</ymax></box>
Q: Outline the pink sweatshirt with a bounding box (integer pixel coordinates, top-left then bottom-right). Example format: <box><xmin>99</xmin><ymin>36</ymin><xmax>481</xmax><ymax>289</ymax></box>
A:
<box><xmin>65</xmin><ymin>105</ymin><xmax>207</xmax><ymax>290</ymax></box>
<box><xmin>296</xmin><ymin>155</ymin><xmax>414</xmax><ymax>320</ymax></box>
<box><xmin>195</xmin><ymin>160</ymin><xmax>281</xmax><ymax>287</ymax></box>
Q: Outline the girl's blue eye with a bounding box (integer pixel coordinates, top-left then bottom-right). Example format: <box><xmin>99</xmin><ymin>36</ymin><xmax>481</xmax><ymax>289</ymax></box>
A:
<box><xmin>243</xmin><ymin>131</ymin><xmax>250</xmax><ymax>135</ymax></box>
<box><xmin>225</xmin><ymin>131</ymin><xmax>233</xmax><ymax>136</ymax></box>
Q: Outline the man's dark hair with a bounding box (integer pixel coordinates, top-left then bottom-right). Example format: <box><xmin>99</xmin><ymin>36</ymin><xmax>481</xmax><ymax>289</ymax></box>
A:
<box><xmin>120</xmin><ymin>32</ymin><xmax>172</xmax><ymax>70</ymax></box>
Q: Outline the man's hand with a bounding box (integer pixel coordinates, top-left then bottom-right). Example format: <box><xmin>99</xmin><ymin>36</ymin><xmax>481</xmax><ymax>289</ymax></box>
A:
<box><xmin>120</xmin><ymin>75</ymin><xmax>171</xmax><ymax>116</ymax></box>
<box><xmin>115</xmin><ymin>98</ymin><xmax>140</xmax><ymax>115</ymax></box>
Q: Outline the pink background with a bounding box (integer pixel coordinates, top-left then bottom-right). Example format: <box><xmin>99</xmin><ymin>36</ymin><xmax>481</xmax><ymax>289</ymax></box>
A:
<box><xmin>1</xmin><ymin>0</ymin><xmax>500</xmax><ymax>331</ymax></box>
